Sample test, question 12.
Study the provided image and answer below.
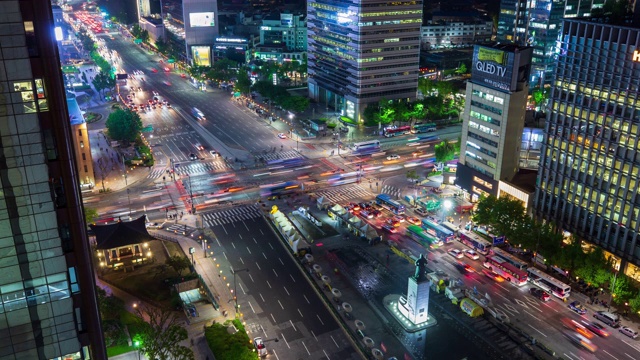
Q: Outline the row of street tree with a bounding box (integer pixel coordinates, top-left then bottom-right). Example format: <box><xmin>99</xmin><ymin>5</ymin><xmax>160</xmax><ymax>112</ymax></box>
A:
<box><xmin>472</xmin><ymin>195</ymin><xmax>640</xmax><ymax>311</ymax></box>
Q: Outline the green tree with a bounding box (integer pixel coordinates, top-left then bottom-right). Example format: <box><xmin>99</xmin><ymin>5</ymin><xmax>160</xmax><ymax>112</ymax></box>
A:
<box><xmin>77</xmin><ymin>29</ymin><xmax>95</xmax><ymax>52</ymax></box>
<box><xmin>140</xmin><ymin>29</ymin><xmax>150</xmax><ymax>44</ymax></box>
<box><xmin>166</xmin><ymin>255</ymin><xmax>190</xmax><ymax>276</ymax></box>
<box><xmin>553</xmin><ymin>234</ymin><xmax>584</xmax><ymax>272</ymax></box>
<box><xmin>84</xmin><ymin>207</ymin><xmax>99</xmax><ymax>224</ymax></box>
<box><xmin>207</xmin><ymin>58</ymin><xmax>238</xmax><ymax>82</ymax></box>
<box><xmin>155</xmin><ymin>37</ymin><xmax>168</xmax><ymax>54</ymax></box>
<box><xmin>234</xmin><ymin>66</ymin><xmax>252</xmax><ymax>94</ymax></box>
<box><xmin>96</xmin><ymin>287</ymin><xmax>125</xmax><ymax>321</ymax></box>
<box><xmin>418</xmin><ymin>77</ymin><xmax>435</xmax><ymax>97</ymax></box>
<box><xmin>134</xmin><ymin>305</ymin><xmax>194</xmax><ymax>360</ymax></box>
<box><xmin>472</xmin><ymin>195</ymin><xmax>527</xmax><ymax>242</ymax></box>
<box><xmin>105</xmin><ymin>108</ymin><xmax>143</xmax><ymax>144</ymax></box>
<box><xmin>628</xmin><ymin>291</ymin><xmax>640</xmax><ymax>313</ymax></box>
<box><xmin>280</xmin><ymin>95</ymin><xmax>309</xmax><ymax>113</ymax></box>
<box><xmin>435</xmin><ymin>81</ymin><xmax>455</xmax><ymax>98</ymax></box>
<box><xmin>455</xmin><ymin>63</ymin><xmax>468</xmax><ymax>74</ymax></box>
<box><xmin>406</xmin><ymin>169</ymin><xmax>419</xmax><ymax>182</ymax></box>
<box><xmin>434</xmin><ymin>140</ymin><xmax>456</xmax><ymax>163</ymax></box>
<box><xmin>131</xmin><ymin>24</ymin><xmax>143</xmax><ymax>39</ymax></box>
<box><xmin>611</xmin><ymin>273</ymin><xmax>634</xmax><ymax>304</ymax></box>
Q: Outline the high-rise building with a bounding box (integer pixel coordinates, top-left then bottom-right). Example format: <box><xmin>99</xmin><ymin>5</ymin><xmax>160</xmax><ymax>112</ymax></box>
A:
<box><xmin>0</xmin><ymin>1</ymin><xmax>106</xmax><ymax>359</ymax></box>
<box><xmin>497</xmin><ymin>0</ymin><xmax>605</xmax><ymax>86</ymax></box>
<box><xmin>307</xmin><ymin>0</ymin><xmax>422</xmax><ymax>121</ymax></box>
<box><xmin>455</xmin><ymin>44</ymin><xmax>533</xmax><ymax>202</ymax></box>
<box><xmin>535</xmin><ymin>18</ymin><xmax>640</xmax><ymax>278</ymax></box>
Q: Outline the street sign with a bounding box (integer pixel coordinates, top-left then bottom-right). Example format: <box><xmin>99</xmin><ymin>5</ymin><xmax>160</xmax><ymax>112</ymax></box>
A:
<box><xmin>134</xmin><ymin>38</ymin><xmax>142</xmax><ymax>44</ymax></box>
<box><xmin>234</xmin><ymin>92</ymin><xmax>241</xmax><ymax>98</ymax></box>
<box><xmin>141</xmin><ymin>125</ymin><xmax>153</xmax><ymax>132</ymax></box>
<box><xmin>167</xmin><ymin>58</ymin><xmax>175</xmax><ymax>63</ymax></box>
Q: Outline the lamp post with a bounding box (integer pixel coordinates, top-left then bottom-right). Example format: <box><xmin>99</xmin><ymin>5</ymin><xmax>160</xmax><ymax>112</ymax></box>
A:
<box><xmin>127</xmin><ymin>188</ymin><xmax>131</xmax><ymax>217</ymax></box>
<box><xmin>231</xmin><ymin>266</ymin><xmax>249</xmax><ymax>318</ymax></box>
<box><xmin>186</xmin><ymin>173</ymin><xmax>195</xmax><ymax>214</ymax></box>
<box><xmin>442</xmin><ymin>199</ymin><xmax>452</xmax><ymax>222</ymax></box>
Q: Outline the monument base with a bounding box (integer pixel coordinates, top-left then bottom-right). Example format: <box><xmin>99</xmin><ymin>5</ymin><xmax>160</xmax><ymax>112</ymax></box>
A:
<box><xmin>383</xmin><ymin>294</ymin><xmax>437</xmax><ymax>332</ymax></box>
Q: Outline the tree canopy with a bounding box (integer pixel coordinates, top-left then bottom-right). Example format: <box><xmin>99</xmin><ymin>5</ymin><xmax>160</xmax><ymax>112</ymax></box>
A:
<box><xmin>234</xmin><ymin>66</ymin><xmax>252</xmax><ymax>94</ymax></box>
<box><xmin>207</xmin><ymin>58</ymin><xmax>238</xmax><ymax>82</ymax></box>
<box><xmin>166</xmin><ymin>255</ymin><xmax>191</xmax><ymax>276</ymax></box>
<box><xmin>134</xmin><ymin>305</ymin><xmax>194</xmax><ymax>360</ymax></box>
<box><xmin>105</xmin><ymin>108</ymin><xmax>143</xmax><ymax>144</ymax></box>
<box><xmin>434</xmin><ymin>141</ymin><xmax>456</xmax><ymax>163</ymax></box>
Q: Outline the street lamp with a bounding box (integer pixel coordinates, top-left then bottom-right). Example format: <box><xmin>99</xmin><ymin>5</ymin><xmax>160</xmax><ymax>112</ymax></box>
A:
<box><xmin>442</xmin><ymin>199</ymin><xmax>452</xmax><ymax>222</ymax></box>
<box><xmin>186</xmin><ymin>173</ymin><xmax>195</xmax><ymax>214</ymax></box>
<box><xmin>231</xmin><ymin>266</ymin><xmax>249</xmax><ymax>318</ymax></box>
<box><xmin>127</xmin><ymin>188</ymin><xmax>131</xmax><ymax>217</ymax></box>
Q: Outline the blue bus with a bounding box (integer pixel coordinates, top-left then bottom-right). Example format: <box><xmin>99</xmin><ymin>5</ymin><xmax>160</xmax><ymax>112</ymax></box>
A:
<box><xmin>260</xmin><ymin>181</ymin><xmax>299</xmax><ymax>197</ymax></box>
<box><xmin>375</xmin><ymin>194</ymin><xmax>405</xmax><ymax>215</ymax></box>
<box><xmin>421</xmin><ymin>219</ymin><xmax>455</xmax><ymax>244</ymax></box>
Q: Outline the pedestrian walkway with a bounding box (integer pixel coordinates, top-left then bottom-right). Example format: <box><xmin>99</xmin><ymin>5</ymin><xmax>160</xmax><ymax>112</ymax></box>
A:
<box><xmin>164</xmin><ymin>223</ymin><xmax>197</xmax><ymax>235</ymax></box>
<box><xmin>201</xmin><ymin>204</ymin><xmax>261</xmax><ymax>227</ymax></box>
<box><xmin>380</xmin><ymin>185</ymin><xmax>402</xmax><ymax>198</ymax></box>
<box><xmin>173</xmin><ymin>161</ymin><xmax>229</xmax><ymax>176</ymax></box>
<box><xmin>312</xmin><ymin>184</ymin><xmax>374</xmax><ymax>204</ymax></box>
<box><xmin>254</xmin><ymin>149</ymin><xmax>301</xmax><ymax>163</ymax></box>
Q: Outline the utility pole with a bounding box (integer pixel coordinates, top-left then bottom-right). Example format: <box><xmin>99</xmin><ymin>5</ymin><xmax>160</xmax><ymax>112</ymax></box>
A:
<box><xmin>127</xmin><ymin>188</ymin><xmax>131</xmax><ymax>217</ymax></box>
<box><xmin>230</xmin><ymin>267</ymin><xmax>249</xmax><ymax>318</ymax></box>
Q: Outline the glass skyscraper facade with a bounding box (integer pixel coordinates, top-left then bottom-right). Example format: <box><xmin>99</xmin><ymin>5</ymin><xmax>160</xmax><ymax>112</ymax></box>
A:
<box><xmin>535</xmin><ymin>19</ymin><xmax>640</xmax><ymax>278</ymax></box>
<box><xmin>0</xmin><ymin>1</ymin><xmax>106</xmax><ymax>359</ymax></box>
<box><xmin>307</xmin><ymin>0</ymin><xmax>422</xmax><ymax>121</ymax></box>
<box><xmin>497</xmin><ymin>0</ymin><xmax>605</xmax><ymax>86</ymax></box>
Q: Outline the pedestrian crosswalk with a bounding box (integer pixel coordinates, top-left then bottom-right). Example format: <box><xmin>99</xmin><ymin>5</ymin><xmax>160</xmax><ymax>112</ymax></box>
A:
<box><xmin>147</xmin><ymin>161</ymin><xmax>229</xmax><ymax>179</ymax></box>
<box><xmin>255</xmin><ymin>150</ymin><xmax>301</xmax><ymax>163</ymax></box>
<box><xmin>313</xmin><ymin>185</ymin><xmax>373</xmax><ymax>204</ymax></box>
<box><xmin>164</xmin><ymin>223</ymin><xmax>197</xmax><ymax>235</ymax></box>
<box><xmin>201</xmin><ymin>204</ymin><xmax>262</xmax><ymax>227</ymax></box>
<box><xmin>381</xmin><ymin>185</ymin><xmax>402</xmax><ymax>198</ymax></box>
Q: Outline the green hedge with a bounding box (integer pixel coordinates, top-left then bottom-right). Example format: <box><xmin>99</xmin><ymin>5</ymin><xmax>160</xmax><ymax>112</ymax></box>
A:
<box><xmin>205</xmin><ymin>319</ymin><xmax>258</xmax><ymax>360</ymax></box>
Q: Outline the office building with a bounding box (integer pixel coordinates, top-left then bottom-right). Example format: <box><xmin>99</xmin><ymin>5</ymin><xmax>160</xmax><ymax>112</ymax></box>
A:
<box><xmin>0</xmin><ymin>1</ymin><xmax>106</xmax><ymax>359</ymax></box>
<box><xmin>421</xmin><ymin>19</ymin><xmax>493</xmax><ymax>50</ymax></box>
<box><xmin>455</xmin><ymin>44</ymin><xmax>533</xmax><ymax>202</ymax></box>
<box><xmin>497</xmin><ymin>0</ymin><xmax>605</xmax><ymax>86</ymax></box>
<box><xmin>535</xmin><ymin>19</ymin><xmax>640</xmax><ymax>278</ymax></box>
<box><xmin>307</xmin><ymin>0</ymin><xmax>422</xmax><ymax>121</ymax></box>
<box><xmin>254</xmin><ymin>13</ymin><xmax>306</xmax><ymax>63</ymax></box>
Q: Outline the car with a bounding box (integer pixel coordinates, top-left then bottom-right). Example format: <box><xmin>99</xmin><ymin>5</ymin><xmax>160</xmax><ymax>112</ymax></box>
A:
<box><xmin>277</xmin><ymin>133</ymin><xmax>287</xmax><ymax>139</ymax></box>
<box><xmin>386</xmin><ymin>154</ymin><xmax>400</xmax><ymax>161</ymax></box>
<box><xmin>209</xmin><ymin>150</ymin><xmax>219</xmax><ymax>158</ymax></box>
<box><xmin>620</xmin><ymin>326</ymin><xmax>639</xmax><ymax>339</ymax></box>
<box><xmin>189</xmin><ymin>153</ymin><xmax>198</xmax><ymax>161</ymax></box>
<box><xmin>583</xmin><ymin>321</ymin><xmax>609</xmax><ymax>337</ymax></box>
<box><xmin>195</xmin><ymin>143</ymin><xmax>204</xmax><ymax>151</ymax></box>
<box><xmin>406</xmin><ymin>216</ymin><xmax>421</xmax><ymax>225</ymax></box>
<box><xmin>151</xmin><ymin>68</ymin><xmax>158</xmax><ymax>73</ymax></box>
<box><xmin>392</xmin><ymin>215</ymin><xmax>405</xmax><ymax>223</ymax></box>
<box><xmin>360</xmin><ymin>210</ymin><xmax>373</xmax><ymax>219</ymax></box>
<box><xmin>152</xmin><ymin>91</ymin><xmax>159</xmax><ymax>96</ymax></box>
<box><xmin>386</xmin><ymin>218</ymin><xmax>401</xmax><ymax>227</ymax></box>
<box><xmin>457</xmin><ymin>261</ymin><xmax>474</xmax><ymax>273</ymax></box>
<box><xmin>371</xmin><ymin>209</ymin><xmax>382</xmax><ymax>218</ymax></box>
<box><xmin>529</xmin><ymin>287</ymin><xmax>551</xmax><ymax>301</ymax></box>
<box><xmin>482</xmin><ymin>269</ymin><xmax>505</xmax><ymax>282</ymax></box>
<box><xmin>448</xmin><ymin>249</ymin><xmax>463</xmax><ymax>259</ymax></box>
<box><xmin>166</xmin><ymin>103</ymin><xmax>172</xmax><ymax>108</ymax></box>
<box><xmin>181</xmin><ymin>73</ymin><xmax>187</xmax><ymax>78</ymax></box>
<box><xmin>464</xmin><ymin>249</ymin><xmax>480</xmax><ymax>260</ymax></box>
<box><xmin>569</xmin><ymin>301</ymin><xmax>587</xmax><ymax>315</ymax></box>
<box><xmin>415</xmin><ymin>207</ymin><xmax>429</xmax><ymax>216</ymax></box>
<box><xmin>254</xmin><ymin>337</ymin><xmax>267</xmax><ymax>357</ymax></box>
<box><xmin>164</xmin><ymin>67</ymin><xmax>170</xmax><ymax>72</ymax></box>
<box><xmin>564</xmin><ymin>331</ymin><xmax>597</xmax><ymax>353</ymax></box>
<box><xmin>163</xmin><ymin>81</ymin><xmax>172</xmax><ymax>86</ymax></box>
<box><xmin>145</xmin><ymin>222</ymin><xmax>164</xmax><ymax>229</ymax></box>
<box><xmin>382</xmin><ymin>224</ymin><xmax>397</xmax><ymax>233</ymax></box>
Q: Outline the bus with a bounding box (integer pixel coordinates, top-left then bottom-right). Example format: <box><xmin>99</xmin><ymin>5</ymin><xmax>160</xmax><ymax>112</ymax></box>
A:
<box><xmin>441</xmin><ymin>221</ymin><xmax>459</xmax><ymax>237</ymax></box>
<box><xmin>375</xmin><ymin>194</ymin><xmax>405</xmax><ymax>215</ymax></box>
<box><xmin>475</xmin><ymin>226</ymin><xmax>506</xmax><ymax>245</ymax></box>
<box><xmin>527</xmin><ymin>267</ymin><xmax>571</xmax><ymax>299</ymax></box>
<box><xmin>459</xmin><ymin>230</ymin><xmax>492</xmax><ymax>255</ymax></box>
<box><xmin>411</xmin><ymin>123</ymin><xmax>437</xmax><ymax>133</ymax></box>
<box><xmin>383</xmin><ymin>125</ymin><xmax>411</xmax><ymax>137</ymax></box>
<box><xmin>192</xmin><ymin>107</ymin><xmax>206</xmax><ymax>121</ymax></box>
<box><xmin>406</xmin><ymin>225</ymin><xmax>442</xmax><ymax>248</ymax></box>
<box><xmin>259</xmin><ymin>181</ymin><xmax>299</xmax><ymax>197</ymax></box>
<box><xmin>484</xmin><ymin>255</ymin><xmax>528</xmax><ymax>286</ymax></box>
<box><xmin>492</xmin><ymin>248</ymin><xmax>528</xmax><ymax>270</ymax></box>
<box><xmin>421</xmin><ymin>219</ymin><xmax>455</xmax><ymax>244</ymax></box>
<box><xmin>351</xmin><ymin>140</ymin><xmax>380</xmax><ymax>152</ymax></box>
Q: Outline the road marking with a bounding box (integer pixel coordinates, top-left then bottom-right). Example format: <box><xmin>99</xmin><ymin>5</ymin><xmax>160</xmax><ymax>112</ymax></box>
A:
<box><xmin>247</xmin><ymin>246</ymin><xmax>252</xmax><ymax>254</ymax></box>
<box><xmin>273</xmin><ymin>269</ymin><xmax>279</xmax><ymax>277</ymax></box>
<box><xmin>496</xmin><ymin>293</ymin><xmax>510</xmax><ymax>302</ymax></box>
<box><xmin>259</xmin><ymin>293</ymin><xmax>265</xmax><ymax>302</ymax></box>
<box><xmin>244</xmin><ymin>222</ymin><xmax>250</xmax><ymax>231</ymax></box>
<box><xmin>330</xmin><ymin>335</ymin><xmax>339</xmax><ymax>348</ymax></box>
<box><xmin>221</xmin><ymin>224</ymin><xmax>228</xmax><ymax>234</ymax></box>
<box><xmin>625</xmin><ymin>353</ymin><xmax>636</xmax><ymax>360</ymax></box>
<box><xmin>278</xmin><ymin>300</ymin><xmax>284</xmax><ymax>309</ymax></box>
<box><xmin>223</xmin><ymin>251</ymin><xmax>228</xmax><ymax>260</ymax></box>
<box><xmin>273</xmin><ymin>349</ymin><xmax>279</xmax><ymax>360</ymax></box>
<box><xmin>301</xmin><ymin>341</ymin><xmax>310</xmax><ymax>355</ymax></box>
<box><xmin>496</xmin><ymin>304</ymin><xmax>517</xmax><ymax>316</ymax></box>
<box><xmin>249</xmin><ymin>274</ymin><xmax>255</xmax><ymax>283</ymax></box>
<box><xmin>323</xmin><ymin>349</ymin><xmax>331</xmax><ymax>359</ymax></box>
<box><xmin>502</xmin><ymin>303</ymin><xmax>520</xmax><ymax>314</ymax></box>
<box><xmin>304</xmin><ymin>294</ymin><xmax>310</xmax><ymax>304</ymax></box>
<box><xmin>279</xmin><ymin>257</ymin><xmax>284</xmax><ymax>265</ymax></box>
<box><xmin>255</xmin><ymin>262</ymin><xmax>260</xmax><ymax>270</ymax></box>
<box><xmin>603</xmin><ymin>350</ymin><xmax>619</xmax><ymax>359</ymax></box>
<box><xmin>283</xmin><ymin>286</ymin><xmax>290</xmax><ymax>296</ymax></box>
<box><xmin>248</xmin><ymin>301</ymin><xmax>255</xmax><ymax>313</ymax></box>
<box><xmin>269</xmin><ymin>243</ymin><xmax>274</xmax><ymax>250</ymax></box>
<box><xmin>281</xmin><ymin>332</ymin><xmax>290</xmax><ymax>348</ymax></box>
<box><xmin>216</xmin><ymin>238</ymin><xmax>221</xmax><ymax>246</ymax></box>
<box><xmin>239</xmin><ymin>283</ymin><xmax>246</xmax><ymax>294</ymax></box>
<box><xmin>298</xmin><ymin>308</ymin><xmax>303</xmax><ymax>317</ymax></box>
<box><xmin>527</xmin><ymin>324</ymin><xmax>547</xmax><ymax>337</ymax></box>
<box><xmin>263</xmin><ymin>252</ymin><xmax>267</xmax><ymax>259</ymax></box>
<box><xmin>542</xmin><ymin>302</ymin><xmax>559</xmax><ymax>312</ymax></box>
<box><xmin>239</xmin><ymin>257</ymin><xmax>244</xmax><ymax>264</ymax></box>
<box><xmin>238</xmin><ymin>234</ymin><xmax>242</xmax><ymax>239</ymax></box>
<box><xmin>514</xmin><ymin>298</ymin><xmax>530</xmax><ymax>309</ymax></box>
<box><xmin>260</xmin><ymin>229</ymin><xmax>264</xmax><ymax>235</ymax></box>
<box><xmin>290</xmin><ymin>274</ymin><xmax>296</xmax><ymax>282</ymax></box>
<box><xmin>563</xmin><ymin>353</ymin><xmax>576</xmax><ymax>360</ymax></box>
<box><xmin>317</xmin><ymin>314</ymin><xmax>325</xmax><ymax>325</ymax></box>
<box><xmin>311</xmin><ymin>330</ymin><xmax>317</xmax><ymax>341</ymax></box>
<box><xmin>231</xmin><ymin>242</ymin><xmax>236</xmax><ymax>249</ymax></box>
<box><xmin>261</xmin><ymin>324</ymin><xmax>267</xmax><ymax>338</ymax></box>
<box><xmin>266</xmin><ymin>280</ymin><xmax>271</xmax><ymax>288</ymax></box>
<box><xmin>253</xmin><ymin>237</ymin><xmax>258</xmax><ymax>244</ymax></box>
<box><xmin>496</xmin><ymin>283</ymin><xmax>510</xmax><ymax>292</ymax></box>
<box><xmin>290</xmin><ymin>319</ymin><xmax>297</xmax><ymax>331</ymax></box>
<box><xmin>524</xmin><ymin>310</ymin><xmax>542</xmax><ymax>321</ymax></box>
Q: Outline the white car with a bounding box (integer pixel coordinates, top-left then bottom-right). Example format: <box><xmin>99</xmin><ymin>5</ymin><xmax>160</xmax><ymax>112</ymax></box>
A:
<box><xmin>386</xmin><ymin>154</ymin><xmax>400</xmax><ymax>161</ymax></box>
<box><xmin>464</xmin><ymin>249</ymin><xmax>479</xmax><ymax>260</ymax></box>
<box><xmin>277</xmin><ymin>133</ymin><xmax>287</xmax><ymax>139</ymax></box>
<box><xmin>254</xmin><ymin>337</ymin><xmax>267</xmax><ymax>357</ymax></box>
<box><xmin>448</xmin><ymin>249</ymin><xmax>463</xmax><ymax>259</ymax></box>
<box><xmin>620</xmin><ymin>326</ymin><xmax>639</xmax><ymax>339</ymax></box>
<box><xmin>209</xmin><ymin>150</ymin><xmax>219</xmax><ymax>158</ymax></box>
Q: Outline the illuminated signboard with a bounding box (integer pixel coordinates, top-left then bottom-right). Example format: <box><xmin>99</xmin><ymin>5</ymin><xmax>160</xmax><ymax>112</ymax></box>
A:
<box><xmin>189</xmin><ymin>12</ymin><xmax>215</xmax><ymax>27</ymax></box>
<box><xmin>216</xmin><ymin>38</ymin><xmax>247</xmax><ymax>43</ymax></box>
<box><xmin>471</xmin><ymin>46</ymin><xmax>516</xmax><ymax>92</ymax></box>
<box><xmin>191</xmin><ymin>46</ymin><xmax>211</xmax><ymax>67</ymax></box>
<box><xmin>54</xmin><ymin>26</ymin><xmax>63</xmax><ymax>41</ymax></box>
<box><xmin>633</xmin><ymin>50</ymin><xmax>640</xmax><ymax>62</ymax></box>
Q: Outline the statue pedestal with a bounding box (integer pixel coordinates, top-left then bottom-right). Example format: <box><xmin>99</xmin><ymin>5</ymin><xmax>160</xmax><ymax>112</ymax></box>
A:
<box><xmin>383</xmin><ymin>294</ymin><xmax>437</xmax><ymax>332</ymax></box>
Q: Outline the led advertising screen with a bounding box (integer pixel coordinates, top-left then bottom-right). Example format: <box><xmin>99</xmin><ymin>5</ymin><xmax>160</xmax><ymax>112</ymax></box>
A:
<box><xmin>471</xmin><ymin>46</ymin><xmax>516</xmax><ymax>92</ymax></box>
<box><xmin>191</xmin><ymin>46</ymin><xmax>211</xmax><ymax>67</ymax></box>
<box><xmin>190</xmin><ymin>12</ymin><xmax>215</xmax><ymax>27</ymax></box>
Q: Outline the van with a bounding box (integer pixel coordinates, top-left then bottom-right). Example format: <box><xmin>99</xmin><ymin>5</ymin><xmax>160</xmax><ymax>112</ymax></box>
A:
<box><xmin>593</xmin><ymin>311</ymin><xmax>620</xmax><ymax>327</ymax></box>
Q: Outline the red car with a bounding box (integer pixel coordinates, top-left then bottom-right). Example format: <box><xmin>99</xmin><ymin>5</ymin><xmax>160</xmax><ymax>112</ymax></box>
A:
<box><xmin>151</xmin><ymin>68</ymin><xmax>158</xmax><ymax>73</ymax></box>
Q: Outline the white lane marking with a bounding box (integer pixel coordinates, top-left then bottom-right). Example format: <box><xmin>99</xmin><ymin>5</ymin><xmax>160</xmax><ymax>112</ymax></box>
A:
<box><xmin>290</xmin><ymin>319</ymin><xmax>297</xmax><ymax>331</ymax></box>
<box><xmin>266</xmin><ymin>280</ymin><xmax>272</xmax><ymax>289</ymax></box>
<box><xmin>239</xmin><ymin>283</ymin><xmax>246</xmax><ymax>294</ymax></box>
<box><xmin>625</xmin><ymin>353</ymin><xmax>636</xmax><ymax>360</ymax></box>
<box><xmin>562</xmin><ymin>353</ymin><xmax>576</xmax><ymax>360</ymax></box>
<box><xmin>261</xmin><ymin>324</ymin><xmax>267</xmax><ymax>338</ymax></box>
<box><xmin>496</xmin><ymin>293</ymin><xmax>510</xmax><ymax>302</ymax></box>
<box><xmin>602</xmin><ymin>350</ymin><xmax>619</xmax><ymax>360</ymax></box>
<box><xmin>527</xmin><ymin>324</ymin><xmax>547</xmax><ymax>337</ymax></box>
<box><xmin>311</xmin><ymin>330</ymin><xmax>318</xmax><ymax>341</ymax></box>
<box><xmin>273</xmin><ymin>349</ymin><xmax>279</xmax><ymax>360</ymax></box>
<box><xmin>239</xmin><ymin>257</ymin><xmax>244</xmax><ymax>264</ymax></box>
<box><xmin>221</xmin><ymin>224</ymin><xmax>228</xmax><ymax>234</ymax></box>
<box><xmin>323</xmin><ymin>349</ymin><xmax>331</xmax><ymax>359</ymax></box>
<box><xmin>290</xmin><ymin>274</ymin><xmax>296</xmax><ymax>282</ymax></box>
<box><xmin>317</xmin><ymin>314</ymin><xmax>325</xmax><ymax>325</ymax></box>
<box><xmin>271</xmin><ymin>313</ymin><xmax>277</xmax><ymax>323</ymax></box>
<box><xmin>253</xmin><ymin>237</ymin><xmax>258</xmax><ymax>244</ymax></box>
<box><xmin>279</xmin><ymin>257</ymin><xmax>284</xmax><ymax>265</ymax></box>
<box><xmin>248</xmin><ymin>301</ymin><xmax>255</xmax><ymax>313</ymax></box>
<box><xmin>524</xmin><ymin>310</ymin><xmax>542</xmax><ymax>321</ymax></box>
<box><xmin>281</xmin><ymin>333</ymin><xmax>290</xmax><ymax>348</ymax></box>
<box><xmin>244</xmin><ymin>222</ymin><xmax>250</xmax><ymax>231</ymax></box>
<box><xmin>304</xmin><ymin>294</ymin><xmax>310</xmax><ymax>304</ymax></box>
<box><xmin>273</xmin><ymin>269</ymin><xmax>279</xmax><ymax>277</ymax></box>
<box><xmin>255</xmin><ymin>262</ymin><xmax>260</xmax><ymax>270</ymax></box>
<box><xmin>246</xmin><ymin>246</ymin><xmax>252</xmax><ymax>254</ymax></box>
<box><xmin>263</xmin><ymin>252</ymin><xmax>267</xmax><ymax>259</ymax></box>
<box><xmin>301</xmin><ymin>341</ymin><xmax>310</xmax><ymax>355</ymax></box>
<box><xmin>248</xmin><ymin>274</ymin><xmax>255</xmax><ymax>283</ymax></box>
<box><xmin>259</xmin><ymin>293</ymin><xmax>265</xmax><ymax>302</ymax></box>
<box><xmin>330</xmin><ymin>335</ymin><xmax>339</xmax><ymax>348</ymax></box>
<box><xmin>278</xmin><ymin>300</ymin><xmax>284</xmax><ymax>310</ymax></box>
<box><xmin>269</xmin><ymin>242</ymin><xmax>273</xmax><ymax>249</ymax></box>
<box><xmin>260</xmin><ymin>229</ymin><xmax>264</xmax><ymax>235</ymax></box>
<box><xmin>496</xmin><ymin>283</ymin><xmax>510</xmax><ymax>292</ymax></box>
<box><xmin>283</xmin><ymin>286</ymin><xmax>290</xmax><ymax>296</ymax></box>
<box><xmin>231</xmin><ymin>242</ymin><xmax>236</xmax><ymax>249</ymax></box>
<box><xmin>223</xmin><ymin>251</ymin><xmax>228</xmax><ymax>260</ymax></box>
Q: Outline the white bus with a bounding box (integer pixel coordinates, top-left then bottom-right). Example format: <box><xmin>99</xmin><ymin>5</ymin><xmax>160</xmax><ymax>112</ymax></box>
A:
<box><xmin>351</xmin><ymin>140</ymin><xmax>380</xmax><ymax>152</ymax></box>
<box><xmin>441</xmin><ymin>221</ymin><xmax>459</xmax><ymax>237</ymax></box>
<box><xmin>527</xmin><ymin>267</ymin><xmax>571</xmax><ymax>299</ymax></box>
<box><xmin>492</xmin><ymin>247</ymin><xmax>528</xmax><ymax>270</ymax></box>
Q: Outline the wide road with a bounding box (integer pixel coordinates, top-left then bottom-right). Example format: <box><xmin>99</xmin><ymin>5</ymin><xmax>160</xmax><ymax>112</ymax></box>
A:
<box><xmin>202</xmin><ymin>205</ymin><xmax>360</xmax><ymax>359</ymax></box>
